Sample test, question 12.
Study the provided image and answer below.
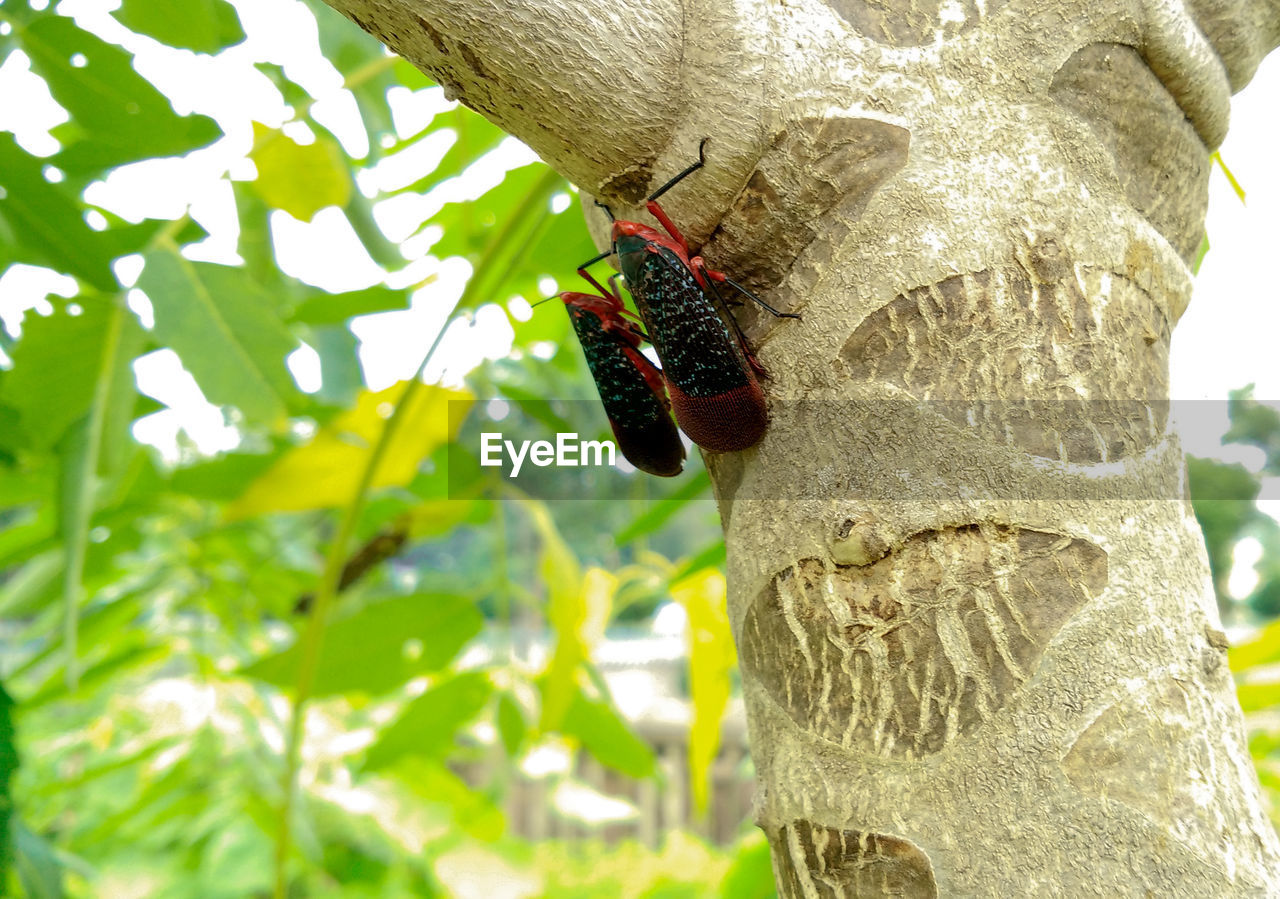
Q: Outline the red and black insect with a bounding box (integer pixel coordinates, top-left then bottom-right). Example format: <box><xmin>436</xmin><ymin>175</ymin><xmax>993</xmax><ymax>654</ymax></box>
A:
<box><xmin>557</xmin><ymin>270</ymin><xmax>685</xmax><ymax>477</ymax></box>
<box><xmin>590</xmin><ymin>139</ymin><xmax>798</xmax><ymax>454</ymax></box>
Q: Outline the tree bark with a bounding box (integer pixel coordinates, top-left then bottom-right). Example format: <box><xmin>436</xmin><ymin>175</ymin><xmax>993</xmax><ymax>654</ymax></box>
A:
<box><xmin>322</xmin><ymin>0</ymin><xmax>1280</xmax><ymax>892</ymax></box>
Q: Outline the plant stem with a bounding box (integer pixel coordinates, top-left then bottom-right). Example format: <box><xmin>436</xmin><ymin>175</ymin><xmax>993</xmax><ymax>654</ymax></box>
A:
<box><xmin>61</xmin><ymin>299</ymin><xmax>126</xmax><ymax>689</ymax></box>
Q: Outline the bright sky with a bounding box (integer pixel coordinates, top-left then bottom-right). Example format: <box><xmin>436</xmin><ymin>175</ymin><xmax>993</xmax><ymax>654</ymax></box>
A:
<box><xmin>0</xmin><ymin>0</ymin><xmax>1276</xmax><ymax>479</ymax></box>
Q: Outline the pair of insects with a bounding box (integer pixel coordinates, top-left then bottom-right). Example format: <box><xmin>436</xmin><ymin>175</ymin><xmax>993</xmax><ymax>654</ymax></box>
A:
<box><xmin>558</xmin><ymin>140</ymin><xmax>798</xmax><ymax>476</ymax></box>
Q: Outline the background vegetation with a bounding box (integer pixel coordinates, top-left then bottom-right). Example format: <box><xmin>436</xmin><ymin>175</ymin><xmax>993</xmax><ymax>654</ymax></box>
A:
<box><xmin>0</xmin><ymin>0</ymin><xmax>1276</xmax><ymax>895</ymax></box>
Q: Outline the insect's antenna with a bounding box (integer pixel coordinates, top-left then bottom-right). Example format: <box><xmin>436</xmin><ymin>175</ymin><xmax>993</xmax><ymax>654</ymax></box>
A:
<box><xmin>648</xmin><ymin>137</ymin><xmax>709</xmax><ymax>203</ymax></box>
<box><xmin>530</xmin><ymin>295</ymin><xmax>561</xmax><ymax>309</ymax></box>
<box><xmin>594</xmin><ymin>200</ymin><xmax>615</xmax><ymax>222</ymax></box>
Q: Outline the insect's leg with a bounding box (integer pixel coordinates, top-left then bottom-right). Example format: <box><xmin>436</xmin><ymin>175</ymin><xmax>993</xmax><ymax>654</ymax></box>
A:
<box><xmin>606</xmin><ymin>272</ymin><xmax>627</xmax><ymax>302</ymax></box>
<box><xmin>577</xmin><ymin>248</ymin><xmax>613</xmax><ymax>272</ymax></box>
<box><xmin>575</xmin><ymin>248</ymin><xmax>617</xmax><ymax>297</ymax></box>
<box><xmin>703</xmin><ymin>268</ymin><xmax>802</xmax><ymax>319</ymax></box>
<box><xmin>702</xmin><ymin>270</ymin><xmax>771</xmax><ymax>380</ymax></box>
<box><xmin>645</xmin><ymin>201</ymin><xmax>690</xmax><ymax>254</ymax></box>
<box><xmin>626</xmin><ymin>343</ymin><xmax>664</xmax><ymax>378</ymax></box>
<box><xmin>575</xmin><ymin>263</ymin><xmax>618</xmax><ymax>300</ymax></box>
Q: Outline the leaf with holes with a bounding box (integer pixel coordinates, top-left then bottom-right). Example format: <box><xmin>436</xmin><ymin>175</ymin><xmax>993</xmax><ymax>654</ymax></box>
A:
<box><xmin>24</xmin><ymin>15</ymin><xmax>220</xmax><ymax>172</ymax></box>
<box><xmin>0</xmin><ymin>134</ymin><xmax>116</xmax><ymax>290</ymax></box>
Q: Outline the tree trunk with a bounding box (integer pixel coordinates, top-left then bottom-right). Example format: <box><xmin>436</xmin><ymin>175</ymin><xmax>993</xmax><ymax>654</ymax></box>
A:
<box><xmin>321</xmin><ymin>0</ymin><xmax>1280</xmax><ymax>892</ymax></box>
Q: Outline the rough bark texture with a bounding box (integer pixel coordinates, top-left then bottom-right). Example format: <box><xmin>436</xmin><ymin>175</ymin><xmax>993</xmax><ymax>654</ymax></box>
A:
<box><xmin>321</xmin><ymin>0</ymin><xmax>1280</xmax><ymax>893</ymax></box>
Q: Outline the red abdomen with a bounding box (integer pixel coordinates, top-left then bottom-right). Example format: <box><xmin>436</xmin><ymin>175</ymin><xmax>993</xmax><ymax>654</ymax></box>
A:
<box><xmin>667</xmin><ymin>379</ymin><xmax>768</xmax><ymax>453</ymax></box>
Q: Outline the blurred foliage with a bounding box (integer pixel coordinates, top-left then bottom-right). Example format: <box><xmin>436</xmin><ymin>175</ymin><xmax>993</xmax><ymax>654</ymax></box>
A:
<box><xmin>1189</xmin><ymin>387</ymin><xmax>1280</xmax><ymax>620</ymax></box>
<box><xmin>1189</xmin><ymin>388</ymin><xmax>1280</xmax><ymax>826</ymax></box>
<box><xmin>0</xmin><ymin>0</ymin><xmax>1275</xmax><ymax>895</ymax></box>
<box><xmin>0</xmin><ymin>0</ymin><xmax>744</xmax><ymax>895</ymax></box>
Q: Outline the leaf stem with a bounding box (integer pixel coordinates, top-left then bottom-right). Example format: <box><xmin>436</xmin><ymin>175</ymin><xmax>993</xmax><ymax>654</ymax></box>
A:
<box><xmin>271</xmin><ymin>163</ymin><xmax>565</xmax><ymax>895</ymax></box>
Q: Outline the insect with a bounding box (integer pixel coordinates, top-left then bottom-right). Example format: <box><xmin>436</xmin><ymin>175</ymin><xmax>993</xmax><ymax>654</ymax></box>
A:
<box><xmin>589</xmin><ymin>139</ymin><xmax>799</xmax><ymax>454</ymax></box>
<box><xmin>557</xmin><ymin>270</ymin><xmax>685</xmax><ymax>477</ymax></box>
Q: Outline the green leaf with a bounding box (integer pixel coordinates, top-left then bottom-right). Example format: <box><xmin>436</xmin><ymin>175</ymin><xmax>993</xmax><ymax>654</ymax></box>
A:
<box><xmin>616</xmin><ymin>472</ymin><xmax>712</xmax><ymax>545</ymax></box>
<box><xmin>430</xmin><ymin>164</ymin><xmax>554</xmax><ymax>261</ymax></box>
<box><xmin>308</xmin><ymin>0</ymin><xmax>390</xmax><ymax>80</ymax></box>
<box><xmin>23</xmin><ymin>15</ymin><xmax>221</xmax><ymax>172</ymax></box>
<box><xmin>250</xmin><ymin>125</ymin><xmax>352</xmax><ymax>222</ymax></box>
<box><xmin>225</xmin><ymin>382</ymin><xmax>471</xmax><ymax>517</ymax></box>
<box><xmin>0</xmin><ymin>507</ymin><xmax>57</xmax><ymax>572</ymax></box>
<box><xmin>1238</xmin><ymin>680</ymin><xmax>1280</xmax><ymax>713</ymax></box>
<box><xmin>56</xmin><ymin>413</ymin><xmax>93</xmax><ymax>688</ymax></box>
<box><xmin>140</xmin><ymin>251</ymin><xmax>299</xmax><ymax>425</ymax></box>
<box><xmin>1230</xmin><ymin>619</ymin><xmax>1280</xmax><ymax>672</ymax></box>
<box><xmin>242</xmin><ymin>593</ymin><xmax>483</xmax><ymax>697</ymax></box>
<box><xmin>671</xmin><ymin>570</ymin><xmax>734</xmax><ymax>812</ymax></box>
<box><xmin>719</xmin><ymin>835</ymin><xmax>778</xmax><ymax>899</ymax></box>
<box><xmin>98</xmin><ymin>309</ymin><xmax>147</xmax><ymax>479</ymax></box>
<box><xmin>197</xmin><ymin>820</ymin><xmax>272</xmax><ymax>895</ymax></box>
<box><xmin>0</xmin><ymin>681</ymin><xmax>14</xmax><ymax>888</ymax></box>
<box><xmin>560</xmin><ymin>689</ymin><xmax>655</xmax><ymax>779</ymax></box>
<box><xmin>1192</xmin><ymin>232</ymin><xmax>1209</xmax><ymax>275</ymax></box>
<box><xmin>304</xmin><ymin>4</ymin><xmax>402</xmax><ymax>155</ymax></box>
<box><xmin>166</xmin><ymin>450</ymin><xmax>282</xmax><ymax>501</ymax></box>
<box><xmin>0</xmin><ymin>299</ymin><xmax>140</xmax><ymax>448</ymax></box>
<box><xmin>364</xmin><ymin>671</ymin><xmax>493</xmax><ymax>770</ymax></box>
<box><xmin>0</xmin><ymin>133</ymin><xmax>116</xmax><ymax>290</ymax></box>
<box><xmin>113</xmin><ymin>0</ymin><xmax>245</xmax><ymax>53</ymax></box>
<box><xmin>1224</xmin><ymin>388</ymin><xmax>1280</xmax><ymax>474</ymax></box>
<box><xmin>53</xmin><ymin>300</ymin><xmax>140</xmax><ymax>690</ymax></box>
<box><xmin>669</xmin><ymin>541</ymin><xmax>727</xmax><ymax>585</ymax></box>
<box><xmin>94</xmin><ymin>216</ymin><xmax>166</xmax><ymax>259</ymax></box>
<box><xmin>310</xmin><ymin>325</ymin><xmax>363</xmax><ymax>407</ymax></box>
<box><xmin>526</xmin><ymin>502</ymin><xmax>591</xmax><ymax>731</ymax></box>
<box><xmin>393</xmin><ymin>757</ymin><xmax>506</xmax><ymax>841</ymax></box>
<box><xmin>1187</xmin><ymin>456</ymin><xmax>1263</xmax><ymax>604</ymax></box>
<box><xmin>401</xmin><ymin>107</ymin><xmax>508</xmax><ymax>195</ymax></box>
<box><xmin>1212</xmin><ymin>151</ymin><xmax>1246</xmax><ymax>204</ymax></box>
<box><xmin>0</xmin><ymin>552</ymin><xmax>61</xmax><ymax>618</ymax></box>
<box><xmin>290</xmin><ymin>285</ymin><xmax>413</xmax><ymax>325</ymax></box>
<box><xmin>496</xmin><ymin>692</ymin><xmax>526</xmax><ymax>757</ymax></box>
<box><xmin>13</xmin><ymin>819</ymin><xmax>66</xmax><ymax>899</ymax></box>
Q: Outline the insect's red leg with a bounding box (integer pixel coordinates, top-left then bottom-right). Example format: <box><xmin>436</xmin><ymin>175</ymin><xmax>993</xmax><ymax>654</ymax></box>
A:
<box><xmin>645</xmin><ymin>200</ymin><xmax>691</xmax><ymax>255</ymax></box>
<box><xmin>606</xmin><ymin>272</ymin><xmax>626</xmax><ymax>302</ymax></box>
<box><xmin>576</xmin><ymin>267</ymin><xmax>615</xmax><ymax>299</ymax></box>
